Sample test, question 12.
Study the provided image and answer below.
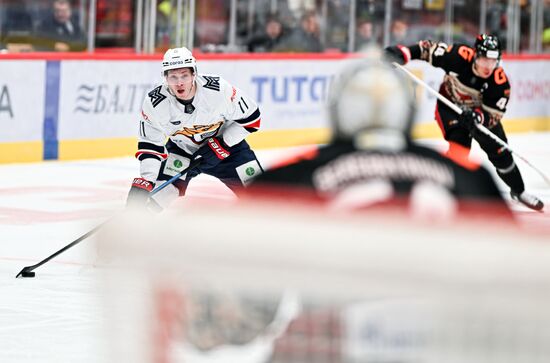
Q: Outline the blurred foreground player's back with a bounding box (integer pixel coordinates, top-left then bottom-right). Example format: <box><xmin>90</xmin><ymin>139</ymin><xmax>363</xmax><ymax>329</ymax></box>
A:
<box><xmin>250</xmin><ymin>54</ymin><xmax>512</xmax><ymax>220</ymax></box>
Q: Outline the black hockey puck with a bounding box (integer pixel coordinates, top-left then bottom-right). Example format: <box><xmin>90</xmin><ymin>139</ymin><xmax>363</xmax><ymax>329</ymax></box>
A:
<box><xmin>21</xmin><ymin>271</ymin><xmax>36</xmax><ymax>278</ymax></box>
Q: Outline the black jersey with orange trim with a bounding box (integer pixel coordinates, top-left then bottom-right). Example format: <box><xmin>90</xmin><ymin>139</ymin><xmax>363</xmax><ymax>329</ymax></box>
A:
<box><xmin>251</xmin><ymin>142</ymin><xmax>509</xmax><ymax>212</ymax></box>
<box><xmin>412</xmin><ymin>41</ymin><xmax>511</xmax><ymax>128</ymax></box>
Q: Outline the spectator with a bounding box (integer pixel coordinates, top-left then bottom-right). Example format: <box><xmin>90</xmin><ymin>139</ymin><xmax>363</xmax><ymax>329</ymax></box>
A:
<box><xmin>247</xmin><ymin>16</ymin><xmax>285</xmax><ymax>52</ymax></box>
<box><xmin>35</xmin><ymin>0</ymin><xmax>86</xmax><ymax>51</ymax></box>
<box><xmin>355</xmin><ymin>19</ymin><xmax>375</xmax><ymax>50</ymax></box>
<box><xmin>390</xmin><ymin>19</ymin><xmax>412</xmax><ymax>44</ymax></box>
<box><xmin>0</xmin><ymin>2</ymin><xmax>34</xmax><ymax>52</ymax></box>
<box><xmin>275</xmin><ymin>11</ymin><xmax>323</xmax><ymax>52</ymax></box>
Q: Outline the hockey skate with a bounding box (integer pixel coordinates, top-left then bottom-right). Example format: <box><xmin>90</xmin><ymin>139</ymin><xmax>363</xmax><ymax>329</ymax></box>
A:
<box><xmin>510</xmin><ymin>191</ymin><xmax>544</xmax><ymax>211</ymax></box>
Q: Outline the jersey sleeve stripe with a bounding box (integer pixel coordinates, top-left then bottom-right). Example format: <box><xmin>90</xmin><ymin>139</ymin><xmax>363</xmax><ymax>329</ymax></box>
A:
<box><xmin>234</xmin><ymin>108</ymin><xmax>261</xmax><ymax>126</ymax></box>
<box><xmin>135</xmin><ymin>141</ymin><xmax>167</xmax><ymax>161</ymax></box>
<box><xmin>135</xmin><ymin>152</ymin><xmax>164</xmax><ymax>161</ymax></box>
<box><xmin>135</xmin><ymin>150</ymin><xmax>168</xmax><ymax>161</ymax></box>
<box><xmin>138</xmin><ymin>141</ymin><xmax>165</xmax><ymax>153</ymax></box>
<box><xmin>244</xmin><ymin>119</ymin><xmax>261</xmax><ymax>133</ymax></box>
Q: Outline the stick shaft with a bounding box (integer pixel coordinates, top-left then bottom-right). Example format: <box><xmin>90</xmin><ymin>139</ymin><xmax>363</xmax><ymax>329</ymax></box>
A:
<box><xmin>393</xmin><ymin>62</ymin><xmax>463</xmax><ymax>114</ymax></box>
<box><xmin>16</xmin><ymin>159</ymin><xmax>200</xmax><ymax>277</ymax></box>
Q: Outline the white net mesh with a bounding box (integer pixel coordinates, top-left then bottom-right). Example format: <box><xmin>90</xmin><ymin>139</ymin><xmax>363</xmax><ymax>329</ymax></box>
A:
<box><xmin>98</xmin><ymin>200</ymin><xmax>550</xmax><ymax>363</ymax></box>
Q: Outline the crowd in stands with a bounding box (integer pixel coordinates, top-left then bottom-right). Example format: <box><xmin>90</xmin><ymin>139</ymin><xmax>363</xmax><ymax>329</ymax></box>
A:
<box><xmin>1</xmin><ymin>0</ymin><xmax>548</xmax><ymax>54</ymax></box>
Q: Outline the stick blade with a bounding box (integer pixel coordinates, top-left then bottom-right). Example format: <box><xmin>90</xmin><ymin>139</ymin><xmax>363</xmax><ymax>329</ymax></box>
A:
<box><xmin>16</xmin><ymin>267</ymin><xmax>36</xmax><ymax>279</ymax></box>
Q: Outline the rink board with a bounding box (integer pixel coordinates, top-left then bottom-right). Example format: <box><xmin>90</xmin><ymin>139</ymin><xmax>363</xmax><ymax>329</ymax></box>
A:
<box><xmin>0</xmin><ymin>54</ymin><xmax>548</xmax><ymax>162</ymax></box>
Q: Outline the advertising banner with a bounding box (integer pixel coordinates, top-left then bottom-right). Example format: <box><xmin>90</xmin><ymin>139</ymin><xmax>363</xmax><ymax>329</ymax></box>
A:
<box><xmin>0</xmin><ymin>61</ymin><xmax>45</xmax><ymax>142</ymax></box>
<box><xmin>58</xmin><ymin>60</ymin><xmax>160</xmax><ymax>140</ymax></box>
<box><xmin>504</xmin><ymin>60</ymin><xmax>550</xmax><ymax>118</ymax></box>
<box><xmin>199</xmin><ymin>59</ymin><xmax>341</xmax><ymax>130</ymax></box>
<box><xmin>56</xmin><ymin>58</ymin><xmax>550</xmax><ymax>141</ymax></box>
<box><xmin>0</xmin><ymin>55</ymin><xmax>548</xmax><ymax>162</ymax></box>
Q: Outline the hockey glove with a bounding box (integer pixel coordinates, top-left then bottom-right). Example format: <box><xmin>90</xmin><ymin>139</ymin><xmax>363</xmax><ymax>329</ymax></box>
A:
<box><xmin>458</xmin><ymin>108</ymin><xmax>484</xmax><ymax>132</ymax></box>
<box><xmin>383</xmin><ymin>45</ymin><xmax>411</xmax><ymax>65</ymax></box>
<box><xmin>191</xmin><ymin>137</ymin><xmax>231</xmax><ymax>173</ymax></box>
<box><xmin>126</xmin><ymin>177</ymin><xmax>155</xmax><ymax>207</ymax></box>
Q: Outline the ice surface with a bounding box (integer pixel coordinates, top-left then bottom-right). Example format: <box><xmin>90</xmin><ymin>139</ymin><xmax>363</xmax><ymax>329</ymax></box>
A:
<box><xmin>1</xmin><ymin>136</ymin><xmax>549</xmax><ymax>363</ymax></box>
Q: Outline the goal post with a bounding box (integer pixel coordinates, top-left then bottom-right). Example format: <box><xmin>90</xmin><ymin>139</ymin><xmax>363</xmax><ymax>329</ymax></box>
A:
<box><xmin>97</xmin><ymin>200</ymin><xmax>550</xmax><ymax>363</ymax></box>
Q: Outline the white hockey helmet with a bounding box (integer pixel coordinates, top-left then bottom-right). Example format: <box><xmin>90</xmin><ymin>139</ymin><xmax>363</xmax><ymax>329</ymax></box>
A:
<box><xmin>162</xmin><ymin>47</ymin><xmax>197</xmax><ymax>75</ymax></box>
<box><xmin>328</xmin><ymin>53</ymin><xmax>415</xmax><ymax>148</ymax></box>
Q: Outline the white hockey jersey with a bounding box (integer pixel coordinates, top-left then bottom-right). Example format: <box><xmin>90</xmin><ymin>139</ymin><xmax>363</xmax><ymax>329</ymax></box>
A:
<box><xmin>136</xmin><ymin>74</ymin><xmax>261</xmax><ymax>182</ymax></box>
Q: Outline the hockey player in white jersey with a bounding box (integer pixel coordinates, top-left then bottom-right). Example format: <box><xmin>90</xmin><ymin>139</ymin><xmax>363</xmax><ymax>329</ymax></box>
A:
<box><xmin>127</xmin><ymin>47</ymin><xmax>263</xmax><ymax>208</ymax></box>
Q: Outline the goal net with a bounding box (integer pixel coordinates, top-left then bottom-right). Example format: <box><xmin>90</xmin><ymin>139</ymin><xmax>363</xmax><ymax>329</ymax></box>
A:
<box><xmin>97</xmin><ymin>199</ymin><xmax>550</xmax><ymax>363</ymax></box>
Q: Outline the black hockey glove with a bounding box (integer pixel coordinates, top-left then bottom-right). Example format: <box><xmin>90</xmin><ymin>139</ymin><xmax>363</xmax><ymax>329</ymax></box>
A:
<box><xmin>126</xmin><ymin>177</ymin><xmax>155</xmax><ymax>207</ymax></box>
<box><xmin>383</xmin><ymin>45</ymin><xmax>411</xmax><ymax>65</ymax></box>
<box><xmin>191</xmin><ymin>137</ymin><xmax>231</xmax><ymax>173</ymax></box>
<box><xmin>458</xmin><ymin>108</ymin><xmax>484</xmax><ymax>132</ymax></box>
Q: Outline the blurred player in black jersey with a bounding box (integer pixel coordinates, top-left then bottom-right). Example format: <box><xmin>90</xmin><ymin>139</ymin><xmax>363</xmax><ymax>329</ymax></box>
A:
<box><xmin>384</xmin><ymin>34</ymin><xmax>543</xmax><ymax>211</ymax></box>
<box><xmin>249</xmin><ymin>54</ymin><xmax>512</xmax><ymax>220</ymax></box>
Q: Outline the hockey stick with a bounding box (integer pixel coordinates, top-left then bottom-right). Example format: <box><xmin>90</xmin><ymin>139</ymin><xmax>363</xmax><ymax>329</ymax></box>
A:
<box><xmin>392</xmin><ymin>62</ymin><xmax>550</xmax><ymax>187</ymax></box>
<box><xmin>15</xmin><ymin>159</ymin><xmax>201</xmax><ymax>278</ymax></box>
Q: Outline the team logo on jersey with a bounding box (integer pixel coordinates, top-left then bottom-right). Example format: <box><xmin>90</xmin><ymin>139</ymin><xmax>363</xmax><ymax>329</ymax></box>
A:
<box><xmin>172</xmin><ymin>120</ymin><xmax>224</xmax><ymax>141</ymax></box>
<box><xmin>148</xmin><ymin>86</ymin><xmax>166</xmax><ymax>108</ymax></box>
<box><xmin>203</xmin><ymin>76</ymin><xmax>220</xmax><ymax>91</ymax></box>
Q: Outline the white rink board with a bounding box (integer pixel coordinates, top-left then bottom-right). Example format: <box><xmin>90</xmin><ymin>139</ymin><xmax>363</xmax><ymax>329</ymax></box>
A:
<box><xmin>198</xmin><ymin>59</ymin><xmax>341</xmax><ymax>129</ymax></box>
<box><xmin>56</xmin><ymin>58</ymin><xmax>550</xmax><ymax>140</ymax></box>
<box><xmin>503</xmin><ymin>60</ymin><xmax>550</xmax><ymax>117</ymax></box>
<box><xmin>0</xmin><ymin>60</ymin><xmax>45</xmax><ymax>142</ymax></box>
<box><xmin>0</xmin><ymin>57</ymin><xmax>548</xmax><ymax>144</ymax></box>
